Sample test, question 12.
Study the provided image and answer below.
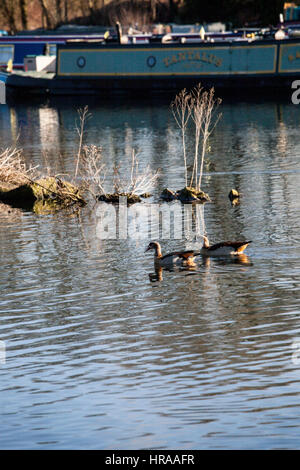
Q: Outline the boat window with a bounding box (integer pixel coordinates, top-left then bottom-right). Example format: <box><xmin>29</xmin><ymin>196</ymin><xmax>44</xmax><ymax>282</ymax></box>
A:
<box><xmin>0</xmin><ymin>45</ymin><xmax>14</xmax><ymax>66</ymax></box>
<box><xmin>48</xmin><ymin>44</ymin><xmax>57</xmax><ymax>56</ymax></box>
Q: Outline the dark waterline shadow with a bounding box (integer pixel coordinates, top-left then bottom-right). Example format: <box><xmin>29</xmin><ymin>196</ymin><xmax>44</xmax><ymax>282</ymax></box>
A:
<box><xmin>5</xmin><ymin>87</ymin><xmax>295</xmax><ymax>109</ymax></box>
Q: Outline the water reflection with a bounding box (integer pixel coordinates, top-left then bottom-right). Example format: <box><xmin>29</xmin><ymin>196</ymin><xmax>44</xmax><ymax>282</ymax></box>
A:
<box><xmin>1</xmin><ymin>97</ymin><xmax>300</xmax><ymax>449</ymax></box>
<box><xmin>148</xmin><ymin>253</ymin><xmax>253</xmax><ymax>282</ymax></box>
<box><xmin>38</xmin><ymin>107</ymin><xmax>60</xmax><ymax>154</ymax></box>
<box><xmin>2</xmin><ymin>97</ymin><xmax>297</xmax><ymax>170</ymax></box>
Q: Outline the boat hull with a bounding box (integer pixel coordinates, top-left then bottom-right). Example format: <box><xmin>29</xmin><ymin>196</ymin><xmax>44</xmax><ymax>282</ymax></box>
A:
<box><xmin>5</xmin><ymin>38</ymin><xmax>300</xmax><ymax>95</ymax></box>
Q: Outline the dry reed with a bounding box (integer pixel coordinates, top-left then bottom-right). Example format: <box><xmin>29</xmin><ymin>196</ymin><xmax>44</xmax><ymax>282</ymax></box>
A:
<box><xmin>0</xmin><ymin>146</ymin><xmax>39</xmax><ymax>185</ymax></box>
<box><xmin>113</xmin><ymin>149</ymin><xmax>160</xmax><ymax>196</ymax></box>
<box><xmin>171</xmin><ymin>84</ymin><xmax>222</xmax><ymax>191</ymax></box>
<box><xmin>74</xmin><ymin>106</ymin><xmax>159</xmax><ymax>201</ymax></box>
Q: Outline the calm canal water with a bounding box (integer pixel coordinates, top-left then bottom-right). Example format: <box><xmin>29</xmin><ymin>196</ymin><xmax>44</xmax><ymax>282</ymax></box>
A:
<box><xmin>0</xmin><ymin>94</ymin><xmax>300</xmax><ymax>449</ymax></box>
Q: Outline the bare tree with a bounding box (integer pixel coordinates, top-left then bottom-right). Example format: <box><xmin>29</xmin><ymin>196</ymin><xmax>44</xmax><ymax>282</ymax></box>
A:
<box><xmin>75</xmin><ymin>106</ymin><xmax>91</xmax><ymax>180</ymax></box>
<box><xmin>171</xmin><ymin>88</ymin><xmax>193</xmax><ymax>187</ymax></box>
<box><xmin>171</xmin><ymin>84</ymin><xmax>222</xmax><ymax>191</ymax></box>
<box><xmin>56</xmin><ymin>0</ymin><xmax>63</xmax><ymax>23</ymax></box>
<box><xmin>63</xmin><ymin>0</ymin><xmax>68</xmax><ymax>22</ymax></box>
<box><xmin>168</xmin><ymin>0</ymin><xmax>176</xmax><ymax>19</ymax></box>
<box><xmin>38</xmin><ymin>0</ymin><xmax>53</xmax><ymax>28</ymax></box>
<box><xmin>151</xmin><ymin>0</ymin><xmax>157</xmax><ymax>21</ymax></box>
<box><xmin>1</xmin><ymin>0</ymin><xmax>17</xmax><ymax>33</ymax></box>
<box><xmin>192</xmin><ymin>86</ymin><xmax>222</xmax><ymax>191</ymax></box>
<box><xmin>19</xmin><ymin>0</ymin><xmax>28</xmax><ymax>30</ymax></box>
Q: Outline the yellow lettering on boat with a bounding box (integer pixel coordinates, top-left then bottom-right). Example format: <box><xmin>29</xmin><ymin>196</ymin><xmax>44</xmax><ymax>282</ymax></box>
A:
<box><xmin>288</xmin><ymin>51</ymin><xmax>300</xmax><ymax>62</ymax></box>
<box><xmin>162</xmin><ymin>50</ymin><xmax>223</xmax><ymax>68</ymax></box>
<box><xmin>208</xmin><ymin>53</ymin><xmax>215</xmax><ymax>64</ymax></box>
<box><xmin>201</xmin><ymin>51</ymin><xmax>208</xmax><ymax>62</ymax></box>
<box><xmin>178</xmin><ymin>52</ymin><xmax>187</xmax><ymax>62</ymax></box>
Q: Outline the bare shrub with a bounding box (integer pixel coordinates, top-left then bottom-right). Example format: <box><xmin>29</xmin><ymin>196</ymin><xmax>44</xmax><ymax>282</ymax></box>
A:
<box><xmin>171</xmin><ymin>84</ymin><xmax>222</xmax><ymax>191</ymax></box>
<box><xmin>191</xmin><ymin>85</ymin><xmax>222</xmax><ymax>191</ymax></box>
<box><xmin>74</xmin><ymin>105</ymin><xmax>91</xmax><ymax>180</ymax></box>
<box><xmin>79</xmin><ymin>144</ymin><xmax>107</xmax><ymax>198</ymax></box>
<box><xmin>113</xmin><ymin>149</ymin><xmax>160</xmax><ymax>196</ymax></box>
<box><xmin>0</xmin><ymin>146</ymin><xmax>39</xmax><ymax>185</ymax></box>
<box><xmin>171</xmin><ymin>88</ymin><xmax>193</xmax><ymax>187</ymax></box>
<box><xmin>74</xmin><ymin>107</ymin><xmax>159</xmax><ymax>201</ymax></box>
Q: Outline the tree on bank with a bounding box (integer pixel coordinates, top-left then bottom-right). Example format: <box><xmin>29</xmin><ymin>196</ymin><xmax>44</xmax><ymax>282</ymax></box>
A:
<box><xmin>0</xmin><ymin>0</ymin><xmax>289</xmax><ymax>33</ymax></box>
<box><xmin>181</xmin><ymin>0</ymin><xmax>285</xmax><ymax>27</ymax></box>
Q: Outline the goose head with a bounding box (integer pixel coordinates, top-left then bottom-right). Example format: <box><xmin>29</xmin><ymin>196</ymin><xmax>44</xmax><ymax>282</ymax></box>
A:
<box><xmin>145</xmin><ymin>241</ymin><xmax>159</xmax><ymax>252</ymax></box>
<box><xmin>145</xmin><ymin>241</ymin><xmax>162</xmax><ymax>257</ymax></box>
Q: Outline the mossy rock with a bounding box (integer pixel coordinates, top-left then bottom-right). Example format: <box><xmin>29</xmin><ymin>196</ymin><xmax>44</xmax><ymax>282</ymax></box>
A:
<box><xmin>176</xmin><ymin>186</ymin><xmax>210</xmax><ymax>203</ymax></box>
<box><xmin>228</xmin><ymin>189</ymin><xmax>240</xmax><ymax>201</ymax></box>
<box><xmin>160</xmin><ymin>188</ymin><xmax>177</xmax><ymax>201</ymax></box>
<box><xmin>160</xmin><ymin>186</ymin><xmax>210</xmax><ymax>203</ymax></box>
<box><xmin>97</xmin><ymin>192</ymin><xmax>142</xmax><ymax>204</ymax></box>
<box><xmin>230</xmin><ymin>197</ymin><xmax>240</xmax><ymax>207</ymax></box>
<box><xmin>140</xmin><ymin>192</ymin><xmax>152</xmax><ymax>199</ymax></box>
<box><xmin>0</xmin><ymin>176</ymin><xmax>85</xmax><ymax>211</ymax></box>
<box><xmin>32</xmin><ymin>177</ymin><xmax>85</xmax><ymax>205</ymax></box>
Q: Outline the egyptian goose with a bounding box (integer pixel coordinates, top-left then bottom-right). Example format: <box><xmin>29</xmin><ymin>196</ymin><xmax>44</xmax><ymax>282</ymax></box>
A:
<box><xmin>145</xmin><ymin>241</ymin><xmax>196</xmax><ymax>267</ymax></box>
<box><xmin>200</xmin><ymin>236</ymin><xmax>252</xmax><ymax>256</ymax></box>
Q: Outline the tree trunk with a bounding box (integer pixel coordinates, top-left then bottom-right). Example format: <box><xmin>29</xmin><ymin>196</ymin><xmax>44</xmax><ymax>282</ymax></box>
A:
<box><xmin>63</xmin><ymin>0</ymin><xmax>68</xmax><ymax>22</ymax></box>
<box><xmin>79</xmin><ymin>0</ymin><xmax>88</xmax><ymax>16</ymax></box>
<box><xmin>19</xmin><ymin>0</ymin><xmax>28</xmax><ymax>30</ymax></box>
<box><xmin>151</xmin><ymin>0</ymin><xmax>156</xmax><ymax>21</ymax></box>
<box><xmin>38</xmin><ymin>0</ymin><xmax>52</xmax><ymax>29</ymax></box>
<box><xmin>1</xmin><ymin>0</ymin><xmax>17</xmax><ymax>33</ymax></box>
<box><xmin>56</xmin><ymin>0</ymin><xmax>62</xmax><ymax>23</ymax></box>
<box><xmin>169</xmin><ymin>0</ymin><xmax>177</xmax><ymax>19</ymax></box>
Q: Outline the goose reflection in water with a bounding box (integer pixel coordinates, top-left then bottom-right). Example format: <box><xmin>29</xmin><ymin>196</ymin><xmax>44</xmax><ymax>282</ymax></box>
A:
<box><xmin>148</xmin><ymin>252</ymin><xmax>252</xmax><ymax>282</ymax></box>
<box><xmin>197</xmin><ymin>252</ymin><xmax>253</xmax><ymax>268</ymax></box>
<box><xmin>148</xmin><ymin>263</ymin><xmax>198</xmax><ymax>282</ymax></box>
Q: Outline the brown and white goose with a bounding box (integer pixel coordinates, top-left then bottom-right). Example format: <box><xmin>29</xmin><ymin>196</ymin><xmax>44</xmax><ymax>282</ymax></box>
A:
<box><xmin>200</xmin><ymin>236</ymin><xmax>252</xmax><ymax>256</ymax></box>
<box><xmin>145</xmin><ymin>241</ymin><xmax>196</xmax><ymax>267</ymax></box>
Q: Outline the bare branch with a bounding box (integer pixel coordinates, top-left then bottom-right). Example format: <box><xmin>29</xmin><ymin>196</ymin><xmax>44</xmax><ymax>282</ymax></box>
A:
<box><xmin>171</xmin><ymin>89</ymin><xmax>193</xmax><ymax>187</ymax></box>
<box><xmin>74</xmin><ymin>105</ymin><xmax>91</xmax><ymax>180</ymax></box>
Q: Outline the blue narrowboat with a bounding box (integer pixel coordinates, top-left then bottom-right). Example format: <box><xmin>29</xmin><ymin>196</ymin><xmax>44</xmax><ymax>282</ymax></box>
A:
<box><xmin>4</xmin><ymin>22</ymin><xmax>300</xmax><ymax>95</ymax></box>
<box><xmin>0</xmin><ymin>32</ymin><xmax>108</xmax><ymax>70</ymax></box>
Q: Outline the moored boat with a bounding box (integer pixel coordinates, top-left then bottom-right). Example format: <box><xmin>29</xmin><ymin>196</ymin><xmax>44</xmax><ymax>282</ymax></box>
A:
<box><xmin>4</xmin><ymin>22</ymin><xmax>300</xmax><ymax>96</ymax></box>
